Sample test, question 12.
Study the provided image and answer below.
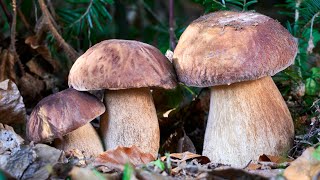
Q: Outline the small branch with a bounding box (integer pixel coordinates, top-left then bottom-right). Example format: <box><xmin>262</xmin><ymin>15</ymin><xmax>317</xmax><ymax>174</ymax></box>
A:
<box><xmin>294</xmin><ymin>0</ymin><xmax>302</xmax><ymax>78</ymax></box>
<box><xmin>294</xmin><ymin>0</ymin><xmax>301</xmax><ymax>24</ymax></box>
<box><xmin>10</xmin><ymin>0</ymin><xmax>25</xmax><ymax>76</ymax></box>
<box><xmin>67</xmin><ymin>0</ymin><xmax>93</xmax><ymax>28</ymax></box>
<box><xmin>0</xmin><ymin>0</ymin><xmax>12</xmax><ymax>23</ymax></box>
<box><xmin>35</xmin><ymin>17</ymin><xmax>48</xmax><ymax>43</ymax></box>
<box><xmin>169</xmin><ymin>0</ymin><xmax>176</xmax><ymax>50</ymax></box>
<box><xmin>46</xmin><ymin>0</ymin><xmax>57</xmax><ymax>19</ymax></box>
<box><xmin>17</xmin><ymin>8</ymin><xmax>31</xmax><ymax>31</ymax></box>
<box><xmin>143</xmin><ymin>1</ymin><xmax>165</xmax><ymax>28</ymax></box>
<box><xmin>307</xmin><ymin>12</ymin><xmax>319</xmax><ymax>54</ymax></box>
<box><xmin>38</xmin><ymin>0</ymin><xmax>79</xmax><ymax>61</ymax></box>
<box><xmin>9</xmin><ymin>0</ymin><xmax>17</xmax><ymax>52</ymax></box>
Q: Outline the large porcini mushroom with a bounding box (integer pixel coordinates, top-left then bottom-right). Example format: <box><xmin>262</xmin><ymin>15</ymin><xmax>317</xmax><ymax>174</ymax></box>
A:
<box><xmin>173</xmin><ymin>11</ymin><xmax>298</xmax><ymax>167</ymax></box>
<box><xmin>26</xmin><ymin>88</ymin><xmax>105</xmax><ymax>157</ymax></box>
<box><xmin>68</xmin><ymin>39</ymin><xmax>177</xmax><ymax>157</ymax></box>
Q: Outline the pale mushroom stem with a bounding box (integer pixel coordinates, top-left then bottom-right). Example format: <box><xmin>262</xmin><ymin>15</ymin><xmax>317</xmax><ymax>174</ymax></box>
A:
<box><xmin>54</xmin><ymin>123</ymin><xmax>104</xmax><ymax>157</ymax></box>
<box><xmin>202</xmin><ymin>76</ymin><xmax>294</xmax><ymax>167</ymax></box>
<box><xmin>100</xmin><ymin>88</ymin><xmax>160</xmax><ymax>158</ymax></box>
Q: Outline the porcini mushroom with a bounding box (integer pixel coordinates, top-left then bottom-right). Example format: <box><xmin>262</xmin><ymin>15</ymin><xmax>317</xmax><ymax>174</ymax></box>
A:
<box><xmin>173</xmin><ymin>11</ymin><xmax>298</xmax><ymax>167</ymax></box>
<box><xmin>26</xmin><ymin>88</ymin><xmax>105</xmax><ymax>157</ymax></box>
<box><xmin>68</xmin><ymin>39</ymin><xmax>177</xmax><ymax>157</ymax></box>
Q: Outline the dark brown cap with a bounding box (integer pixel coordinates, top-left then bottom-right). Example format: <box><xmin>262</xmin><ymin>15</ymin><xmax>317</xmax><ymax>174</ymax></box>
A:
<box><xmin>68</xmin><ymin>40</ymin><xmax>177</xmax><ymax>90</ymax></box>
<box><xmin>173</xmin><ymin>11</ymin><xmax>298</xmax><ymax>87</ymax></box>
<box><xmin>26</xmin><ymin>88</ymin><xmax>105</xmax><ymax>143</ymax></box>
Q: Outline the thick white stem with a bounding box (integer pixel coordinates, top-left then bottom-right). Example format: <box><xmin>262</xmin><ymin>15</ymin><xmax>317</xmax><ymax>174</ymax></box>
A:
<box><xmin>101</xmin><ymin>88</ymin><xmax>160</xmax><ymax>157</ymax></box>
<box><xmin>54</xmin><ymin>123</ymin><xmax>103</xmax><ymax>157</ymax></box>
<box><xmin>203</xmin><ymin>76</ymin><xmax>294</xmax><ymax>167</ymax></box>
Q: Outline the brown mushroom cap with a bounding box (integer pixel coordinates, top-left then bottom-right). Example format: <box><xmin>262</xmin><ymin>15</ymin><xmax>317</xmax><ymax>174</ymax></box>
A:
<box><xmin>68</xmin><ymin>39</ymin><xmax>177</xmax><ymax>91</ymax></box>
<box><xmin>173</xmin><ymin>11</ymin><xmax>298</xmax><ymax>87</ymax></box>
<box><xmin>26</xmin><ymin>88</ymin><xmax>105</xmax><ymax>143</ymax></box>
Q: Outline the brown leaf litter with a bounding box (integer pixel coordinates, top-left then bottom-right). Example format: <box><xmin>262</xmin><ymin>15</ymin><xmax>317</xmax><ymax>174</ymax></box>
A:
<box><xmin>0</xmin><ymin>124</ymin><xmax>65</xmax><ymax>179</ymax></box>
<box><xmin>93</xmin><ymin>145</ymin><xmax>155</xmax><ymax>172</ymax></box>
<box><xmin>0</xmin><ymin>79</ymin><xmax>26</xmax><ymax>124</ymax></box>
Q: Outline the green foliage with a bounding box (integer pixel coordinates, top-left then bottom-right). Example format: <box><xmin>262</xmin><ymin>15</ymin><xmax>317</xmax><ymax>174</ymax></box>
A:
<box><xmin>192</xmin><ymin>0</ymin><xmax>258</xmax><ymax>12</ymax></box>
<box><xmin>122</xmin><ymin>163</ymin><xmax>134</xmax><ymax>180</ymax></box>
<box><xmin>151</xmin><ymin>159</ymin><xmax>165</xmax><ymax>171</ymax></box>
<box><xmin>306</xmin><ymin>67</ymin><xmax>320</xmax><ymax>95</ymax></box>
<box><xmin>56</xmin><ymin>0</ymin><xmax>113</xmax><ymax>49</ymax></box>
<box><xmin>312</xmin><ymin>146</ymin><xmax>320</xmax><ymax>160</ymax></box>
<box><xmin>277</xmin><ymin>0</ymin><xmax>320</xmax><ymax>100</ymax></box>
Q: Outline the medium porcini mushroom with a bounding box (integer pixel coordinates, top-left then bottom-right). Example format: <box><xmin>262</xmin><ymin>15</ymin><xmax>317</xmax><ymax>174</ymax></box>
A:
<box><xmin>26</xmin><ymin>88</ymin><xmax>105</xmax><ymax>157</ymax></box>
<box><xmin>173</xmin><ymin>11</ymin><xmax>298</xmax><ymax>167</ymax></box>
<box><xmin>68</xmin><ymin>39</ymin><xmax>177</xmax><ymax>157</ymax></box>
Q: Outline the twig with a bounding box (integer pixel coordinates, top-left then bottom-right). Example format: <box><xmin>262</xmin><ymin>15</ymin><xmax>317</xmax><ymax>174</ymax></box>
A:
<box><xmin>307</xmin><ymin>12</ymin><xmax>319</xmax><ymax>54</ymax></box>
<box><xmin>10</xmin><ymin>0</ymin><xmax>17</xmax><ymax>53</ymax></box>
<box><xmin>0</xmin><ymin>0</ymin><xmax>12</xmax><ymax>23</ymax></box>
<box><xmin>46</xmin><ymin>0</ymin><xmax>56</xmax><ymax>19</ymax></box>
<box><xmin>10</xmin><ymin>0</ymin><xmax>25</xmax><ymax>76</ymax></box>
<box><xmin>17</xmin><ymin>8</ymin><xmax>31</xmax><ymax>31</ymax></box>
<box><xmin>169</xmin><ymin>0</ymin><xmax>176</xmax><ymax>50</ymax></box>
<box><xmin>294</xmin><ymin>0</ymin><xmax>303</xmax><ymax>79</ymax></box>
<box><xmin>143</xmin><ymin>1</ymin><xmax>165</xmax><ymax>28</ymax></box>
<box><xmin>38</xmin><ymin>0</ymin><xmax>79</xmax><ymax>61</ymax></box>
<box><xmin>67</xmin><ymin>0</ymin><xmax>93</xmax><ymax>28</ymax></box>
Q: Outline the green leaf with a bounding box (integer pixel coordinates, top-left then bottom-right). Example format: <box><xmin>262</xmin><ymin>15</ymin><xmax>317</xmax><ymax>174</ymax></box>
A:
<box><xmin>306</xmin><ymin>77</ymin><xmax>320</xmax><ymax>95</ymax></box>
<box><xmin>122</xmin><ymin>163</ymin><xmax>134</xmax><ymax>180</ymax></box>
<box><xmin>165</xmin><ymin>153</ymin><xmax>172</xmax><ymax>174</ymax></box>
<box><xmin>87</xmin><ymin>12</ymin><xmax>93</xmax><ymax>28</ymax></box>
<box><xmin>92</xmin><ymin>169</ymin><xmax>106</xmax><ymax>180</ymax></box>
<box><xmin>151</xmin><ymin>159</ymin><xmax>165</xmax><ymax>171</ymax></box>
<box><xmin>312</xmin><ymin>146</ymin><xmax>320</xmax><ymax>160</ymax></box>
<box><xmin>226</xmin><ymin>0</ymin><xmax>244</xmax><ymax>6</ymax></box>
<box><xmin>91</xmin><ymin>8</ymin><xmax>103</xmax><ymax>31</ymax></box>
<box><xmin>100</xmin><ymin>0</ymin><xmax>114</xmax><ymax>4</ymax></box>
<box><xmin>66</xmin><ymin>0</ymin><xmax>91</xmax><ymax>4</ymax></box>
<box><xmin>244</xmin><ymin>0</ymin><xmax>258</xmax><ymax>10</ymax></box>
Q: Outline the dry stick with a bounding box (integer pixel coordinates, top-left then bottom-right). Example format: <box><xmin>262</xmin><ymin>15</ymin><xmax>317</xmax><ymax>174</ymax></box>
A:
<box><xmin>169</xmin><ymin>0</ymin><xmax>176</xmax><ymax>50</ymax></box>
<box><xmin>17</xmin><ymin>8</ymin><xmax>31</xmax><ymax>31</ymax></box>
<box><xmin>16</xmin><ymin>0</ymin><xmax>29</xmax><ymax>30</ymax></box>
<box><xmin>38</xmin><ymin>0</ymin><xmax>79</xmax><ymax>61</ymax></box>
<box><xmin>46</xmin><ymin>0</ymin><xmax>57</xmax><ymax>19</ymax></box>
<box><xmin>10</xmin><ymin>0</ymin><xmax>25</xmax><ymax>76</ymax></box>
<box><xmin>10</xmin><ymin>0</ymin><xmax>17</xmax><ymax>53</ymax></box>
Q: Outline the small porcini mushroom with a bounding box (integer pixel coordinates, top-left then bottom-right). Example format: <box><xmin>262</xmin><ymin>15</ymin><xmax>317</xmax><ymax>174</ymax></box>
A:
<box><xmin>173</xmin><ymin>11</ymin><xmax>298</xmax><ymax>167</ymax></box>
<box><xmin>26</xmin><ymin>88</ymin><xmax>105</xmax><ymax>157</ymax></box>
<box><xmin>68</xmin><ymin>39</ymin><xmax>177</xmax><ymax>157</ymax></box>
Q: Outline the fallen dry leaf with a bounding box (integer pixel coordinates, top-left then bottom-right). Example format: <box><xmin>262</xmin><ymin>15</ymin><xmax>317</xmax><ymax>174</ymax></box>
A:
<box><xmin>246</xmin><ymin>163</ymin><xmax>262</xmax><ymax>170</ymax></box>
<box><xmin>21</xmin><ymin>144</ymin><xmax>64</xmax><ymax>179</ymax></box>
<box><xmin>65</xmin><ymin>149</ymin><xmax>86</xmax><ymax>167</ymax></box>
<box><xmin>0</xmin><ymin>145</ymin><xmax>36</xmax><ymax>179</ymax></box>
<box><xmin>246</xmin><ymin>154</ymin><xmax>291</xmax><ymax>171</ymax></box>
<box><xmin>0</xmin><ymin>144</ymin><xmax>64</xmax><ymax>179</ymax></box>
<box><xmin>25</xmin><ymin>35</ymin><xmax>60</xmax><ymax>72</ymax></box>
<box><xmin>177</xmin><ymin>133</ymin><xmax>196</xmax><ymax>153</ymax></box>
<box><xmin>17</xmin><ymin>73</ymin><xmax>45</xmax><ymax>106</ymax></box>
<box><xmin>0</xmin><ymin>124</ymin><xmax>64</xmax><ymax>179</ymax></box>
<box><xmin>0</xmin><ymin>49</ymin><xmax>17</xmax><ymax>82</ymax></box>
<box><xmin>0</xmin><ymin>123</ymin><xmax>24</xmax><ymax>154</ymax></box>
<box><xmin>201</xmin><ymin>168</ymin><xmax>269</xmax><ymax>180</ymax></box>
<box><xmin>284</xmin><ymin>147</ymin><xmax>320</xmax><ymax>180</ymax></box>
<box><xmin>258</xmin><ymin>154</ymin><xmax>291</xmax><ymax>164</ymax></box>
<box><xmin>161</xmin><ymin>152</ymin><xmax>210</xmax><ymax>165</ymax></box>
<box><xmin>0</xmin><ymin>79</ymin><xmax>26</xmax><ymax>124</ymax></box>
<box><xmin>26</xmin><ymin>58</ymin><xmax>49</xmax><ymax>78</ymax></box>
<box><xmin>93</xmin><ymin>145</ymin><xmax>155</xmax><ymax>172</ymax></box>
